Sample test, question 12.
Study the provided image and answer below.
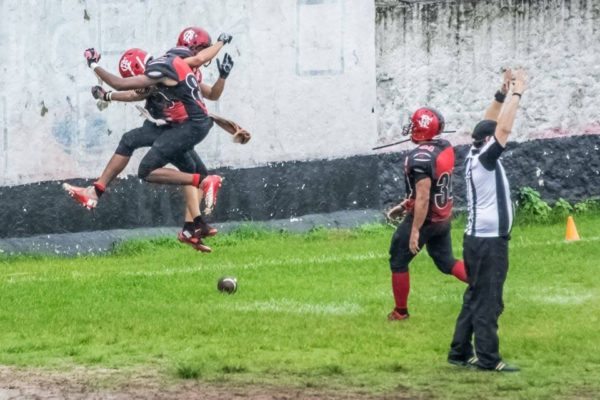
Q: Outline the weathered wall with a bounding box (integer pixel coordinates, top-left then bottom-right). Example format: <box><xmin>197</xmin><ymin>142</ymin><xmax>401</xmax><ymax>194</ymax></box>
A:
<box><xmin>376</xmin><ymin>0</ymin><xmax>600</xmax><ymax>148</ymax></box>
<box><xmin>2</xmin><ymin>0</ymin><xmax>600</xmax><ymax>239</ymax></box>
<box><xmin>0</xmin><ymin>0</ymin><xmax>377</xmax><ymax>186</ymax></box>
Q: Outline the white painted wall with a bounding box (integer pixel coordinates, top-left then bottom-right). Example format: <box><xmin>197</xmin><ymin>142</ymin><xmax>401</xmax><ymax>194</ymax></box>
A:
<box><xmin>376</xmin><ymin>0</ymin><xmax>600</xmax><ymax>150</ymax></box>
<box><xmin>0</xmin><ymin>0</ymin><xmax>377</xmax><ymax>186</ymax></box>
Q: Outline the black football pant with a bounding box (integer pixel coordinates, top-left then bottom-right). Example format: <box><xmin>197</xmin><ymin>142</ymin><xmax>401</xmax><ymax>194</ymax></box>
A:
<box><xmin>389</xmin><ymin>214</ymin><xmax>457</xmax><ymax>274</ymax></box>
<box><xmin>448</xmin><ymin>235</ymin><xmax>509</xmax><ymax>369</ymax></box>
<box><xmin>115</xmin><ymin>120</ymin><xmax>208</xmax><ymax>176</ymax></box>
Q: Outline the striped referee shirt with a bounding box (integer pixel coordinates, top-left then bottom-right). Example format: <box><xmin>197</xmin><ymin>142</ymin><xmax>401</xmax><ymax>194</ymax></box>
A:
<box><xmin>465</xmin><ymin>136</ymin><xmax>513</xmax><ymax>237</ymax></box>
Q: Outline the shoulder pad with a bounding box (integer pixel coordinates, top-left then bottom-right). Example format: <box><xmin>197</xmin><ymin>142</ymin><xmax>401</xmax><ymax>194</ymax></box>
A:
<box><xmin>166</xmin><ymin>46</ymin><xmax>193</xmax><ymax>58</ymax></box>
<box><xmin>145</xmin><ymin>55</ymin><xmax>179</xmax><ymax>81</ymax></box>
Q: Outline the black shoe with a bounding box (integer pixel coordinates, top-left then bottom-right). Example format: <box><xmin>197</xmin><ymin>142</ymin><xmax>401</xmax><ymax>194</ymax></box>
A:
<box><xmin>475</xmin><ymin>361</ymin><xmax>520</xmax><ymax>372</ymax></box>
<box><xmin>448</xmin><ymin>356</ymin><xmax>478</xmax><ymax>368</ymax></box>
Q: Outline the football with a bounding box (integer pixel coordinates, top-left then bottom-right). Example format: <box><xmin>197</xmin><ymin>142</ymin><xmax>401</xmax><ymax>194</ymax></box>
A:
<box><xmin>217</xmin><ymin>276</ymin><xmax>237</xmax><ymax>294</ymax></box>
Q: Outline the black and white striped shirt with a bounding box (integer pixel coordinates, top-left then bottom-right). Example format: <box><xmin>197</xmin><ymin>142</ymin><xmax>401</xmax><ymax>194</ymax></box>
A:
<box><xmin>465</xmin><ymin>136</ymin><xmax>513</xmax><ymax>237</ymax></box>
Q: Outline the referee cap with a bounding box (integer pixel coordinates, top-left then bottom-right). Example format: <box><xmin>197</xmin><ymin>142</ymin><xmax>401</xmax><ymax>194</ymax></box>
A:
<box><xmin>472</xmin><ymin>120</ymin><xmax>497</xmax><ymax>142</ymax></box>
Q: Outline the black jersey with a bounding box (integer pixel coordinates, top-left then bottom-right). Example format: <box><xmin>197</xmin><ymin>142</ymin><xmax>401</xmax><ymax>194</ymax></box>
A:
<box><xmin>144</xmin><ymin>53</ymin><xmax>208</xmax><ymax>122</ymax></box>
<box><xmin>139</xmin><ymin>88</ymin><xmax>188</xmax><ymax>123</ymax></box>
<box><xmin>403</xmin><ymin>139</ymin><xmax>455</xmax><ymax>222</ymax></box>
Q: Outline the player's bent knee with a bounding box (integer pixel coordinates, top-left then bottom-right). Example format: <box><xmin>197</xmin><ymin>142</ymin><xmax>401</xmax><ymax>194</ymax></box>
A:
<box><xmin>390</xmin><ymin>263</ymin><xmax>409</xmax><ymax>273</ymax></box>
<box><xmin>434</xmin><ymin>260</ymin><xmax>455</xmax><ymax>275</ymax></box>
<box><xmin>137</xmin><ymin>163</ymin><xmax>152</xmax><ymax>180</ymax></box>
<box><xmin>115</xmin><ymin>136</ymin><xmax>135</xmax><ymax>157</ymax></box>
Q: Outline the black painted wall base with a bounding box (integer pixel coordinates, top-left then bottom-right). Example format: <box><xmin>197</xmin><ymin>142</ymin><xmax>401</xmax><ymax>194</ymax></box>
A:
<box><xmin>1</xmin><ymin>135</ymin><xmax>599</xmax><ymax>238</ymax></box>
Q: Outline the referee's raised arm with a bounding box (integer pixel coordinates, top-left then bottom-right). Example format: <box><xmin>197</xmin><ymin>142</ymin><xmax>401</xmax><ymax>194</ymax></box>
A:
<box><xmin>495</xmin><ymin>69</ymin><xmax>528</xmax><ymax>147</ymax></box>
<box><xmin>483</xmin><ymin>68</ymin><xmax>512</xmax><ymax>121</ymax></box>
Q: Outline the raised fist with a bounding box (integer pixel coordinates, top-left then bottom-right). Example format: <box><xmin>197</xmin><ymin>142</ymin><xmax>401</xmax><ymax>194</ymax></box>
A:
<box><xmin>217</xmin><ymin>33</ymin><xmax>233</xmax><ymax>45</ymax></box>
<box><xmin>91</xmin><ymin>85</ymin><xmax>108</xmax><ymax>101</ymax></box>
<box><xmin>84</xmin><ymin>48</ymin><xmax>101</xmax><ymax>67</ymax></box>
<box><xmin>217</xmin><ymin>53</ymin><xmax>234</xmax><ymax>79</ymax></box>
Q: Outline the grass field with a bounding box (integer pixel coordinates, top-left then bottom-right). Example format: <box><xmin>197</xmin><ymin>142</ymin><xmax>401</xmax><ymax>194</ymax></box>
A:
<box><xmin>0</xmin><ymin>215</ymin><xmax>599</xmax><ymax>399</ymax></box>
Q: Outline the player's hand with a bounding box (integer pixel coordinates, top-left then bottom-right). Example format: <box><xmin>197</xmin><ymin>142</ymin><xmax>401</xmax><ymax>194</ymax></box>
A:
<box><xmin>217</xmin><ymin>53</ymin><xmax>234</xmax><ymax>79</ymax></box>
<box><xmin>84</xmin><ymin>48</ymin><xmax>101</xmax><ymax>67</ymax></box>
<box><xmin>217</xmin><ymin>33</ymin><xmax>233</xmax><ymax>45</ymax></box>
<box><xmin>501</xmin><ymin>68</ymin><xmax>513</xmax><ymax>94</ymax></box>
<box><xmin>512</xmin><ymin>69</ymin><xmax>527</xmax><ymax>94</ymax></box>
<box><xmin>91</xmin><ymin>86</ymin><xmax>108</xmax><ymax>101</ymax></box>
<box><xmin>409</xmin><ymin>228</ymin><xmax>420</xmax><ymax>255</ymax></box>
<box><xmin>386</xmin><ymin>200</ymin><xmax>408</xmax><ymax>221</ymax></box>
<box><xmin>233</xmin><ymin>129</ymin><xmax>251</xmax><ymax>144</ymax></box>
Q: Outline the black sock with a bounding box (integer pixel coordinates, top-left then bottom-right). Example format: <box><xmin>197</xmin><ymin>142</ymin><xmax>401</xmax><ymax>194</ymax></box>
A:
<box><xmin>183</xmin><ymin>222</ymin><xmax>195</xmax><ymax>233</ymax></box>
<box><xmin>193</xmin><ymin>216</ymin><xmax>205</xmax><ymax>229</ymax></box>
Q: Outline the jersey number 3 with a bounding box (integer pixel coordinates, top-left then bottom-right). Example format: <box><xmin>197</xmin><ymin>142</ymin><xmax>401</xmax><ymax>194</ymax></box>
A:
<box><xmin>434</xmin><ymin>172</ymin><xmax>453</xmax><ymax>208</ymax></box>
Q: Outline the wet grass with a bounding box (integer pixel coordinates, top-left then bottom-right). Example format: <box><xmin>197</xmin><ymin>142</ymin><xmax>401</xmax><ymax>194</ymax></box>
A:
<box><xmin>0</xmin><ymin>215</ymin><xmax>599</xmax><ymax>399</ymax></box>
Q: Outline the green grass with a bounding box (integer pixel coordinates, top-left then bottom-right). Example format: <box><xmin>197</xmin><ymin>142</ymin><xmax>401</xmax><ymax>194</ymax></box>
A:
<box><xmin>0</xmin><ymin>215</ymin><xmax>599</xmax><ymax>399</ymax></box>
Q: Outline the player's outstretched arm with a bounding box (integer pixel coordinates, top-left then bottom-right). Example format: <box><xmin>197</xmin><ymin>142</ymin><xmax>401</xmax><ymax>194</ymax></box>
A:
<box><xmin>210</xmin><ymin>113</ymin><xmax>251</xmax><ymax>144</ymax></box>
<box><xmin>201</xmin><ymin>53</ymin><xmax>234</xmax><ymax>100</ymax></box>
<box><xmin>495</xmin><ymin>69</ymin><xmax>527</xmax><ymax>147</ymax></box>
<box><xmin>483</xmin><ymin>68</ymin><xmax>512</xmax><ymax>121</ymax></box>
<box><xmin>184</xmin><ymin>33</ymin><xmax>232</xmax><ymax>68</ymax></box>
<box><xmin>84</xmin><ymin>48</ymin><xmax>164</xmax><ymax>91</ymax></box>
<box><xmin>91</xmin><ymin>86</ymin><xmax>149</xmax><ymax>102</ymax></box>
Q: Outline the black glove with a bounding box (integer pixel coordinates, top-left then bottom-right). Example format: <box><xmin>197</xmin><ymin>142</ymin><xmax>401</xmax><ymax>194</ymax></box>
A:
<box><xmin>91</xmin><ymin>86</ymin><xmax>111</xmax><ymax>101</ymax></box>
<box><xmin>84</xmin><ymin>48</ymin><xmax>101</xmax><ymax>67</ymax></box>
<box><xmin>217</xmin><ymin>33</ymin><xmax>233</xmax><ymax>45</ymax></box>
<box><xmin>216</xmin><ymin>53</ymin><xmax>234</xmax><ymax>79</ymax></box>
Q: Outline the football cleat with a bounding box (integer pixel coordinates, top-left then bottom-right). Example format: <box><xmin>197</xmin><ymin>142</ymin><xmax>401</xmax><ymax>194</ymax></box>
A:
<box><xmin>194</xmin><ymin>217</ymin><xmax>218</xmax><ymax>238</ymax></box>
<box><xmin>448</xmin><ymin>356</ymin><xmax>479</xmax><ymax>368</ymax></box>
<box><xmin>387</xmin><ymin>309</ymin><xmax>410</xmax><ymax>321</ymax></box>
<box><xmin>62</xmin><ymin>183</ymin><xmax>98</xmax><ymax>210</ymax></box>
<box><xmin>200</xmin><ymin>175</ymin><xmax>223</xmax><ymax>215</ymax></box>
<box><xmin>177</xmin><ymin>230</ymin><xmax>212</xmax><ymax>253</ymax></box>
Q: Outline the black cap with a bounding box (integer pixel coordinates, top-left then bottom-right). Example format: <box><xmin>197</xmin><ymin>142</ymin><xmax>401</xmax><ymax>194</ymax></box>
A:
<box><xmin>472</xmin><ymin>120</ymin><xmax>497</xmax><ymax>142</ymax></box>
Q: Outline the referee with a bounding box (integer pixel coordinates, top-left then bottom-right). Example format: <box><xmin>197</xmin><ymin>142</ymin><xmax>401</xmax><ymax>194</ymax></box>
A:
<box><xmin>447</xmin><ymin>69</ymin><xmax>527</xmax><ymax>372</ymax></box>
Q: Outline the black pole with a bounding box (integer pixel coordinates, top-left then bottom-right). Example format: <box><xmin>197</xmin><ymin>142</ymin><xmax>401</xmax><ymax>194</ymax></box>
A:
<box><xmin>372</xmin><ymin>130</ymin><xmax>457</xmax><ymax>151</ymax></box>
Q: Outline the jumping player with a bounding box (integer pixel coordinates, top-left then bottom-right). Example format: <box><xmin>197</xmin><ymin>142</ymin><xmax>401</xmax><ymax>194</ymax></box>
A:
<box><xmin>64</xmin><ymin>29</ymin><xmax>231</xmax><ymax>212</ymax></box>
<box><xmin>387</xmin><ymin>107</ymin><xmax>467</xmax><ymax>321</ymax></box>
<box><xmin>64</xmin><ymin>46</ymin><xmax>226</xmax><ymax>251</ymax></box>
<box><xmin>63</xmin><ymin>32</ymin><xmax>232</xmax><ymax>251</ymax></box>
<box><xmin>75</xmin><ymin>37</ymin><xmax>249</xmax><ymax>249</ymax></box>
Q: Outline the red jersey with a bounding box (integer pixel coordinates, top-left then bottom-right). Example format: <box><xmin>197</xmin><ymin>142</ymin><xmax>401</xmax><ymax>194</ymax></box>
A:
<box><xmin>403</xmin><ymin>139</ymin><xmax>455</xmax><ymax>222</ymax></box>
<box><xmin>145</xmin><ymin>52</ymin><xmax>209</xmax><ymax>122</ymax></box>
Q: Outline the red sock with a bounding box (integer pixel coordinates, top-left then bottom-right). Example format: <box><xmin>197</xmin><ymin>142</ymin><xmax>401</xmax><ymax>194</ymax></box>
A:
<box><xmin>192</xmin><ymin>173</ymin><xmax>202</xmax><ymax>188</ymax></box>
<box><xmin>93</xmin><ymin>182</ymin><xmax>106</xmax><ymax>198</ymax></box>
<box><xmin>451</xmin><ymin>260</ymin><xmax>468</xmax><ymax>283</ymax></box>
<box><xmin>391</xmin><ymin>272</ymin><xmax>410</xmax><ymax>313</ymax></box>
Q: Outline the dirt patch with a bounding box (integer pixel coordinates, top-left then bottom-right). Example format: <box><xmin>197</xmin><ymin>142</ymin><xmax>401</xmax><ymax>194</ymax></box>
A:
<box><xmin>0</xmin><ymin>366</ymin><xmax>419</xmax><ymax>400</ymax></box>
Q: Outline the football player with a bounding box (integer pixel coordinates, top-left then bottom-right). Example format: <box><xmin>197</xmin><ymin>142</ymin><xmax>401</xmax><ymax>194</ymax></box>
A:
<box><xmin>387</xmin><ymin>108</ymin><xmax>467</xmax><ymax>320</ymax></box>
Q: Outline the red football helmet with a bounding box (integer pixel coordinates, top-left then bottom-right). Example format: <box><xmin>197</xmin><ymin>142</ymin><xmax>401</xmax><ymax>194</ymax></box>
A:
<box><xmin>408</xmin><ymin>107</ymin><xmax>445</xmax><ymax>143</ymax></box>
<box><xmin>118</xmin><ymin>48</ymin><xmax>152</xmax><ymax>77</ymax></box>
<box><xmin>177</xmin><ymin>27</ymin><xmax>212</xmax><ymax>53</ymax></box>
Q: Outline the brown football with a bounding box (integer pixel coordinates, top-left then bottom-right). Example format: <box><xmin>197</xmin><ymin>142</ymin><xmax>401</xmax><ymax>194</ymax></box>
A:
<box><xmin>217</xmin><ymin>276</ymin><xmax>237</xmax><ymax>294</ymax></box>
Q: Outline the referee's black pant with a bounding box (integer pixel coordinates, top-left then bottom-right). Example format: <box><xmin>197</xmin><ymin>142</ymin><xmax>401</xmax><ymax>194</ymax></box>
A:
<box><xmin>448</xmin><ymin>235</ymin><xmax>509</xmax><ymax>369</ymax></box>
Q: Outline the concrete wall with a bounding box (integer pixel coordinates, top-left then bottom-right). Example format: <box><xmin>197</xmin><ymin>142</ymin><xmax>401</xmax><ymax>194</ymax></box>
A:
<box><xmin>2</xmin><ymin>0</ymin><xmax>600</xmax><ymax>240</ymax></box>
<box><xmin>376</xmin><ymin>0</ymin><xmax>600</xmax><ymax>149</ymax></box>
<box><xmin>0</xmin><ymin>0</ymin><xmax>377</xmax><ymax>186</ymax></box>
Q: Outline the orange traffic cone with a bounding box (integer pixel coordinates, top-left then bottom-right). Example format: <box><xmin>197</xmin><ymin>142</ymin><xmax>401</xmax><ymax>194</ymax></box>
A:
<box><xmin>565</xmin><ymin>216</ymin><xmax>580</xmax><ymax>241</ymax></box>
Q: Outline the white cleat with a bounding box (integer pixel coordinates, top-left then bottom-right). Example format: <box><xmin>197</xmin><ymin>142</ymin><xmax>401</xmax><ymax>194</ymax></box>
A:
<box><xmin>62</xmin><ymin>183</ymin><xmax>98</xmax><ymax>210</ymax></box>
<box><xmin>200</xmin><ymin>175</ymin><xmax>223</xmax><ymax>215</ymax></box>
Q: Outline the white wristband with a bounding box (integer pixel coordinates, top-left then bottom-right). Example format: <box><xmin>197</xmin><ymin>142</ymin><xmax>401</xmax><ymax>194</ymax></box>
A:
<box><xmin>89</xmin><ymin>62</ymin><xmax>99</xmax><ymax>70</ymax></box>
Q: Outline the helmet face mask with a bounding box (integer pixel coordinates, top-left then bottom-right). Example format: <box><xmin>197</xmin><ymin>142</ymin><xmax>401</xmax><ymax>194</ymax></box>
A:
<box><xmin>118</xmin><ymin>48</ymin><xmax>152</xmax><ymax>78</ymax></box>
<box><xmin>408</xmin><ymin>107</ymin><xmax>445</xmax><ymax>143</ymax></box>
<box><xmin>177</xmin><ymin>27</ymin><xmax>212</xmax><ymax>55</ymax></box>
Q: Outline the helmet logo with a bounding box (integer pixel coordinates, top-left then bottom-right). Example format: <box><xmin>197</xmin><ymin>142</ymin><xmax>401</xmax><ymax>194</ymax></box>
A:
<box><xmin>120</xmin><ymin>58</ymin><xmax>133</xmax><ymax>75</ymax></box>
<box><xmin>183</xmin><ymin>29</ymin><xmax>196</xmax><ymax>44</ymax></box>
<box><xmin>418</xmin><ymin>114</ymin><xmax>433</xmax><ymax>128</ymax></box>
